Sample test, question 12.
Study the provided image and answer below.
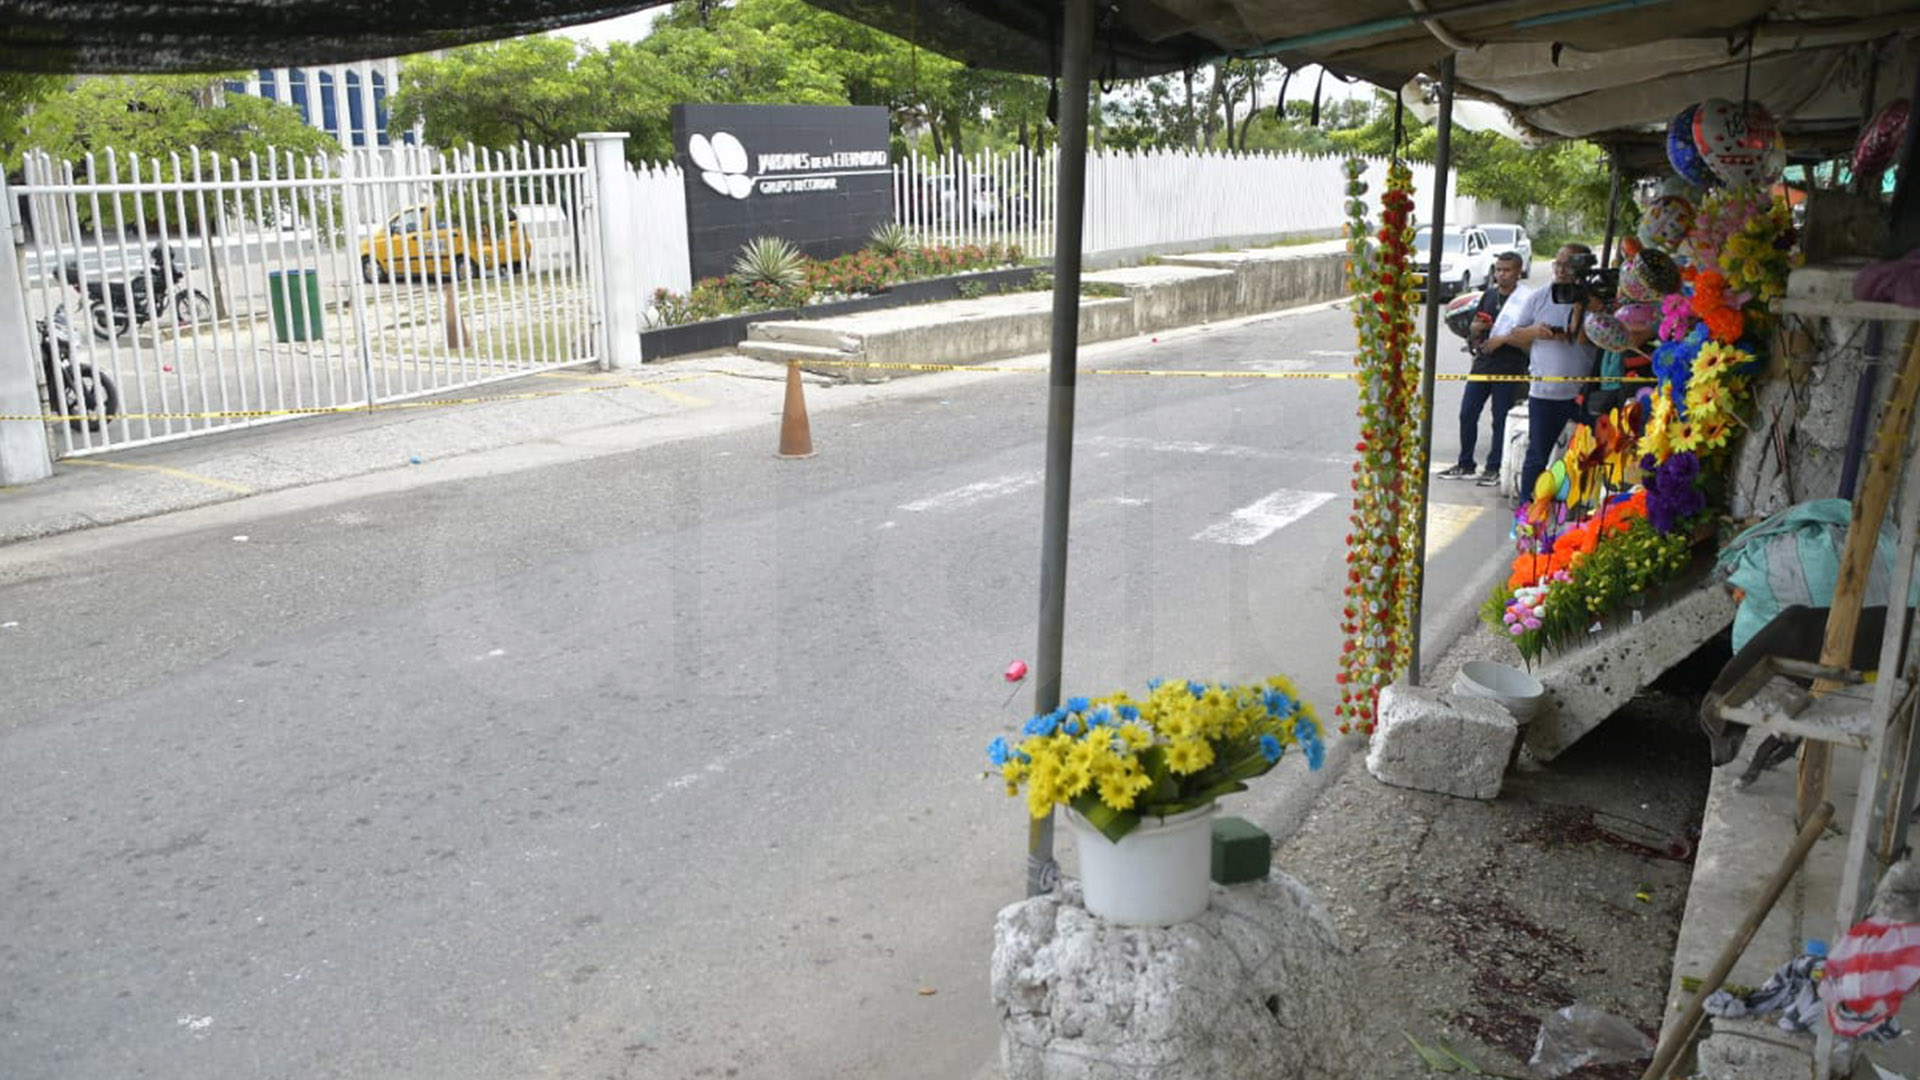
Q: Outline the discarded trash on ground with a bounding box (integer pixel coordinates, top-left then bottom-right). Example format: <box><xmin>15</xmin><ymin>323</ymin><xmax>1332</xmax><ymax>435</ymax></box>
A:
<box><xmin>1527</xmin><ymin>1003</ymin><xmax>1654</xmax><ymax>1078</ymax></box>
<box><xmin>1704</xmin><ymin>945</ymin><xmax>1825</xmax><ymax>1033</ymax></box>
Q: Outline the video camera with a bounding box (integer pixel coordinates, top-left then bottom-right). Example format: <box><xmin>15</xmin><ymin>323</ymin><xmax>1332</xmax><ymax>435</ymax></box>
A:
<box><xmin>1550</xmin><ymin>251</ymin><xmax>1619</xmax><ymax>306</ymax></box>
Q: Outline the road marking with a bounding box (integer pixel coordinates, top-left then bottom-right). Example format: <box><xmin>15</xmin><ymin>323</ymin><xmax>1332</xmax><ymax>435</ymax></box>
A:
<box><xmin>63</xmin><ymin>458</ymin><xmax>254</xmax><ymax>494</ymax></box>
<box><xmin>1082</xmin><ymin>435</ymin><xmax>1347</xmax><ymax>465</ymax></box>
<box><xmin>1191</xmin><ymin>489</ymin><xmax>1336</xmax><ymax>546</ymax></box>
<box><xmin>1424</xmin><ymin>502</ymin><xmax>1487</xmax><ymax>557</ymax></box>
<box><xmin>899</xmin><ymin>470</ymin><xmax>1042</xmax><ymax>513</ymax></box>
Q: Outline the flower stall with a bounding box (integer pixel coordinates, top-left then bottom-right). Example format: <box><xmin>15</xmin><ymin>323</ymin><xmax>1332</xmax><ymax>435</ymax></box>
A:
<box><xmin>1477</xmin><ymin>98</ymin><xmax>1810</xmax><ymax>670</ymax></box>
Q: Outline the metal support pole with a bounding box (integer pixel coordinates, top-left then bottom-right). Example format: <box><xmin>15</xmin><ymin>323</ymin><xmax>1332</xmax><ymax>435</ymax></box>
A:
<box><xmin>1600</xmin><ymin>151</ymin><xmax>1622</xmax><ymax>267</ymax></box>
<box><xmin>1405</xmin><ymin>54</ymin><xmax>1454</xmax><ymax>685</ymax></box>
<box><xmin>1027</xmin><ymin>0</ymin><xmax>1095</xmax><ymax>899</ymax></box>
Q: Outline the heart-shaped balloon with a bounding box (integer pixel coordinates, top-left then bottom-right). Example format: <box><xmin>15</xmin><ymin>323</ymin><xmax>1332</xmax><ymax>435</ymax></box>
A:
<box><xmin>1583</xmin><ymin>312</ymin><xmax>1632</xmax><ymax>353</ymax></box>
<box><xmin>1693</xmin><ymin>98</ymin><xmax>1786</xmax><ymax>188</ymax></box>
<box><xmin>1854</xmin><ymin>98</ymin><xmax>1910</xmax><ymax>176</ymax></box>
<box><xmin>1637</xmin><ymin>195</ymin><xmax>1694</xmax><ymax>252</ymax></box>
<box><xmin>1668</xmin><ymin>105</ymin><xmax>1718</xmax><ymax>188</ymax></box>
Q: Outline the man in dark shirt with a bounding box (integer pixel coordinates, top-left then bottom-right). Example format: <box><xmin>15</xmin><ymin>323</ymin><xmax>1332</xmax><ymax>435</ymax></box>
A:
<box><xmin>1439</xmin><ymin>251</ymin><xmax>1529</xmax><ymax>485</ymax></box>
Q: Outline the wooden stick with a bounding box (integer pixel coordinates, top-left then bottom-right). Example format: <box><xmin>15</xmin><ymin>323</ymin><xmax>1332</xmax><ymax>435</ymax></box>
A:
<box><xmin>1799</xmin><ymin>325</ymin><xmax>1920</xmax><ymax>829</ymax></box>
<box><xmin>1639</xmin><ymin>801</ymin><xmax>1834</xmax><ymax>1080</ymax></box>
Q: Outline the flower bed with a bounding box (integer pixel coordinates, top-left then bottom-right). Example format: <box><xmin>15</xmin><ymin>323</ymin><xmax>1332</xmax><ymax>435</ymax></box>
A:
<box><xmin>649</xmin><ymin>240</ymin><xmax>1025</xmax><ymax>327</ymax></box>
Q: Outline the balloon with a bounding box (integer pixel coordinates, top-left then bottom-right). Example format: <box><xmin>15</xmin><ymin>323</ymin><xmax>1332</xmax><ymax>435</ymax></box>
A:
<box><xmin>1667</xmin><ymin>105</ymin><xmax>1717</xmax><ymax>188</ymax></box>
<box><xmin>1616</xmin><ymin>301</ymin><xmax>1660</xmax><ymax>331</ymax></box>
<box><xmin>1637</xmin><ymin>196</ymin><xmax>1693</xmax><ymax>253</ymax></box>
<box><xmin>1693</xmin><ymin>97</ymin><xmax>1786</xmax><ymax>188</ymax></box>
<box><xmin>1583</xmin><ymin>312</ymin><xmax>1632</xmax><ymax>353</ymax></box>
<box><xmin>1635</xmin><ymin>249</ymin><xmax>1682</xmax><ymax>296</ymax></box>
<box><xmin>1854</xmin><ymin>99</ymin><xmax>1910</xmax><ymax>176</ymax></box>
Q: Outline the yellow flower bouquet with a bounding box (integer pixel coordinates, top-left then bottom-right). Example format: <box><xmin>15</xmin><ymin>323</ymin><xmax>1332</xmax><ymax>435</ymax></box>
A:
<box><xmin>988</xmin><ymin>677</ymin><xmax>1325</xmax><ymax>842</ymax></box>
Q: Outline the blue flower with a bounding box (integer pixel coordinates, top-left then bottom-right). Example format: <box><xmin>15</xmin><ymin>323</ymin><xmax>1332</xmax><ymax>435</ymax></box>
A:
<box><xmin>1063</xmin><ymin>717</ymin><xmax>1084</xmax><ymax>736</ymax></box>
<box><xmin>988</xmin><ymin>736</ymin><xmax>1013</xmax><ymax>765</ymax></box>
<box><xmin>1294</xmin><ymin>714</ymin><xmax>1317</xmax><ymax>741</ymax></box>
<box><xmin>1088</xmin><ymin>707</ymin><xmax>1114</xmax><ymax>727</ymax></box>
<box><xmin>1117</xmin><ymin>704</ymin><xmax>1140</xmax><ymax>722</ymax></box>
<box><xmin>1264</xmin><ymin>689</ymin><xmax>1294</xmax><ymax>716</ymax></box>
<box><xmin>1187</xmin><ymin>680</ymin><xmax>1207</xmax><ymax>698</ymax></box>
<box><xmin>1303</xmin><ymin>737</ymin><xmax>1326</xmax><ymax>770</ymax></box>
<box><xmin>1258</xmin><ymin>735</ymin><xmax>1283</xmax><ymax>763</ymax></box>
<box><xmin>1023</xmin><ymin>712</ymin><xmax>1059</xmax><ymax>737</ymax></box>
<box><xmin>1066</xmin><ymin>696</ymin><xmax>1091</xmax><ymax>713</ymax></box>
<box><xmin>1146</xmin><ymin>678</ymin><xmax>1164</xmax><ymax>691</ymax></box>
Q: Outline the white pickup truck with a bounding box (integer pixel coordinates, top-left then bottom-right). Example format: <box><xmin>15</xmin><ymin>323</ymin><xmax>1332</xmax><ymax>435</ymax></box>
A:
<box><xmin>1410</xmin><ymin>225</ymin><xmax>1496</xmax><ymax>300</ymax></box>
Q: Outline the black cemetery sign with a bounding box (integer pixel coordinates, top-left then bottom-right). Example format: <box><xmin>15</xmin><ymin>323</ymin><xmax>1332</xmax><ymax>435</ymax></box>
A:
<box><xmin>671</xmin><ymin>103</ymin><xmax>892</xmax><ymax>283</ymax></box>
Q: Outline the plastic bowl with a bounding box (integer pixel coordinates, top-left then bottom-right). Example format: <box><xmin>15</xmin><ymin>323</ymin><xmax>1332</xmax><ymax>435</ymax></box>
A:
<box><xmin>1452</xmin><ymin>659</ymin><xmax>1546</xmax><ymax>722</ymax></box>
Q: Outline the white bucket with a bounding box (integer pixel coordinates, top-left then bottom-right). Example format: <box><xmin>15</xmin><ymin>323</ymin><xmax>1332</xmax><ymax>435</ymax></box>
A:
<box><xmin>1453</xmin><ymin>659</ymin><xmax>1546</xmax><ymax>722</ymax></box>
<box><xmin>1065</xmin><ymin>803</ymin><xmax>1218</xmax><ymax>927</ymax></box>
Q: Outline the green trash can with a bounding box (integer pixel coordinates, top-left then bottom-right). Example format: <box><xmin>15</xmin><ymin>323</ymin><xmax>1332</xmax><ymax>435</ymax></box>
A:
<box><xmin>267</xmin><ymin>269</ymin><xmax>323</xmax><ymax>342</ymax></box>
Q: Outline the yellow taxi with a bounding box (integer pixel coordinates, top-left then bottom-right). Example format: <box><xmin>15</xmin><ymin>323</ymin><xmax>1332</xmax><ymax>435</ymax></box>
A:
<box><xmin>360</xmin><ymin>204</ymin><xmax>531</xmax><ymax>283</ymax></box>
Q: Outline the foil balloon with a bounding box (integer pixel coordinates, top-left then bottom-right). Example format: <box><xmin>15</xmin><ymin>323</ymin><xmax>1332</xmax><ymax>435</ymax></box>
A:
<box><xmin>1637</xmin><ymin>195</ymin><xmax>1693</xmax><ymax>252</ymax></box>
<box><xmin>1693</xmin><ymin>98</ymin><xmax>1786</xmax><ymax>188</ymax></box>
<box><xmin>1667</xmin><ymin>104</ymin><xmax>1717</xmax><ymax>188</ymax></box>
<box><xmin>1854</xmin><ymin>99</ymin><xmax>1910</xmax><ymax>176</ymax></box>
<box><xmin>1582</xmin><ymin>312</ymin><xmax>1632</xmax><ymax>353</ymax></box>
<box><xmin>1616</xmin><ymin>301</ymin><xmax>1660</xmax><ymax>331</ymax></box>
<box><xmin>1634</xmin><ymin>249</ymin><xmax>1682</xmax><ymax>296</ymax></box>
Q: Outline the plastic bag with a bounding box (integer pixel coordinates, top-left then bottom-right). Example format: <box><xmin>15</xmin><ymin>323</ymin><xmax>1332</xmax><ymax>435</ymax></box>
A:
<box><xmin>1527</xmin><ymin>1003</ymin><xmax>1655</xmax><ymax>1077</ymax></box>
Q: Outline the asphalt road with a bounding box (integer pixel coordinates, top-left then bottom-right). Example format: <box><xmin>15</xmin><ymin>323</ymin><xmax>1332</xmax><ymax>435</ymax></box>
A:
<box><xmin>0</xmin><ymin>303</ymin><xmax>1515</xmax><ymax>1079</ymax></box>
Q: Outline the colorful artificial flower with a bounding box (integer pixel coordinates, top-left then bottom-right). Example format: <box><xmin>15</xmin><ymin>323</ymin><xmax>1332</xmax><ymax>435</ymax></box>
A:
<box><xmin>990</xmin><ymin>677</ymin><xmax>1323</xmax><ymax>840</ymax></box>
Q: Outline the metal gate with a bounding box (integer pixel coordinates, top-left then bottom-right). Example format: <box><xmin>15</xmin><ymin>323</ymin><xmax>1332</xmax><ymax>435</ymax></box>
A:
<box><xmin>14</xmin><ymin>142</ymin><xmax>603</xmax><ymax>456</ymax></box>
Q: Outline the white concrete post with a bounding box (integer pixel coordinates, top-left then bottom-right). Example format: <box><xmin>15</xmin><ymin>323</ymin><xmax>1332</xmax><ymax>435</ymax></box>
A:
<box><xmin>0</xmin><ymin>174</ymin><xmax>53</xmax><ymax>485</ymax></box>
<box><xmin>580</xmin><ymin>132</ymin><xmax>641</xmax><ymax>370</ymax></box>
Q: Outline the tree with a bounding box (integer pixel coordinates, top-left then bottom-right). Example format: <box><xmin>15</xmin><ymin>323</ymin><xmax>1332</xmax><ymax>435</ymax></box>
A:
<box><xmin>18</xmin><ymin>75</ymin><xmax>339</xmax><ymax>232</ymax></box>
<box><xmin>386</xmin><ymin>37</ymin><xmax>612</xmax><ymax>154</ymax></box>
<box><xmin>1</xmin><ymin>73</ymin><xmax>69</xmax><ymax>169</ymax></box>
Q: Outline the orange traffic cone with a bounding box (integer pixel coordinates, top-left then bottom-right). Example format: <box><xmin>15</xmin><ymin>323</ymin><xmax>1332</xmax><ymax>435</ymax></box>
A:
<box><xmin>777</xmin><ymin>361</ymin><xmax>814</xmax><ymax>459</ymax></box>
<box><xmin>442</xmin><ymin>284</ymin><xmax>469</xmax><ymax>350</ymax></box>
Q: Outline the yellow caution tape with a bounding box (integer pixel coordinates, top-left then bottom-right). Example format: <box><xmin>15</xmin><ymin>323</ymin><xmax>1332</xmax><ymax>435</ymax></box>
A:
<box><xmin>0</xmin><ymin>362</ymin><xmax>1652</xmax><ymax>424</ymax></box>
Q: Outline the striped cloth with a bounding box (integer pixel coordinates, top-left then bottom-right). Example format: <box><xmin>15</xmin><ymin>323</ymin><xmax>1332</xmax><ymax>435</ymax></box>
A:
<box><xmin>1820</xmin><ymin>916</ymin><xmax>1920</xmax><ymax>1039</ymax></box>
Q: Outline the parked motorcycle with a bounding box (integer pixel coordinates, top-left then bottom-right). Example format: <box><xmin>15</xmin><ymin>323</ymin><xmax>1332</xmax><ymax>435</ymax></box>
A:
<box><xmin>38</xmin><ymin>307</ymin><xmax>120</xmax><ymax>431</ymax></box>
<box><xmin>64</xmin><ymin>242</ymin><xmax>213</xmax><ymax>340</ymax></box>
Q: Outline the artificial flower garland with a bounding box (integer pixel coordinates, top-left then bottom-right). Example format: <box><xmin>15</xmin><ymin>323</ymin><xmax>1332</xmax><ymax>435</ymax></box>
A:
<box><xmin>1334</xmin><ymin>158</ymin><xmax>1423</xmax><ymax>734</ymax></box>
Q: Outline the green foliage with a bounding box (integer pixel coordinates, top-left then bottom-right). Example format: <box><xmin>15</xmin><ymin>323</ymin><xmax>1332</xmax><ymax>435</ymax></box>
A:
<box><xmin>17</xmin><ymin>75</ymin><xmax>338</xmax><ymax>232</ymax></box>
<box><xmin>387</xmin><ymin>37</ymin><xmax>612</xmax><ymax>155</ymax></box>
<box><xmin>956</xmin><ymin>279</ymin><xmax>987</xmax><ymax>300</ymax></box>
<box><xmin>651</xmin><ymin>240</ymin><xmax>1017</xmax><ymax>325</ymax></box>
<box><xmin>732</xmin><ymin>235</ymin><xmax>807</xmax><ymax>291</ymax></box>
<box><xmin>0</xmin><ymin>72</ymin><xmax>69</xmax><ymax>167</ymax></box>
<box><xmin>1080</xmin><ymin>281</ymin><xmax>1125</xmax><ymax>298</ymax></box>
<box><xmin>868</xmin><ymin>221</ymin><xmax>912</xmax><ymax>258</ymax></box>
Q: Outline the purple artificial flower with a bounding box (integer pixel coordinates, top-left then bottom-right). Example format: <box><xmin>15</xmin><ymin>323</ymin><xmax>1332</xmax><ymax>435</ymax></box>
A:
<box><xmin>1645</xmin><ymin>450</ymin><xmax>1706</xmax><ymax>534</ymax></box>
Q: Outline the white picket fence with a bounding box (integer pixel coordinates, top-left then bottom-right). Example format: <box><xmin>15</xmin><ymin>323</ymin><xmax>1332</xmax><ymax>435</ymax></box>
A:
<box><xmin>890</xmin><ymin>148</ymin><xmax>1454</xmax><ymax>259</ymax></box>
<box><xmin>13</xmin><ymin>142</ymin><xmax>600</xmax><ymax>456</ymax></box>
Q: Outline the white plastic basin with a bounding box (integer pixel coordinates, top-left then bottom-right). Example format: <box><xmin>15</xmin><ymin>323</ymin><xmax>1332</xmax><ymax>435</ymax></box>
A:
<box><xmin>1452</xmin><ymin>659</ymin><xmax>1546</xmax><ymax>722</ymax></box>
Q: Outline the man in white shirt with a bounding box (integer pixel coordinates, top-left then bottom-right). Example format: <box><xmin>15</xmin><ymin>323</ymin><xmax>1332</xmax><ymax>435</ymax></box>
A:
<box><xmin>1499</xmin><ymin>243</ymin><xmax>1601</xmax><ymax>501</ymax></box>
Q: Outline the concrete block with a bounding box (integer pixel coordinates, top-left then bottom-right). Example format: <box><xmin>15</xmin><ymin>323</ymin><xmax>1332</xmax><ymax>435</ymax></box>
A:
<box><xmin>991</xmin><ymin>874</ymin><xmax>1363</xmax><ymax>1080</ymax></box>
<box><xmin>1084</xmin><ymin>264</ymin><xmax>1239</xmax><ymax>336</ymax></box>
<box><xmin>1528</xmin><ymin>584</ymin><xmax>1736</xmax><ymax>761</ymax></box>
<box><xmin>1365</xmin><ymin>684</ymin><xmax>1515</xmax><ymax>799</ymax></box>
<box><xmin>1693</xmin><ymin>1017</ymin><xmax>1822</xmax><ymax>1080</ymax></box>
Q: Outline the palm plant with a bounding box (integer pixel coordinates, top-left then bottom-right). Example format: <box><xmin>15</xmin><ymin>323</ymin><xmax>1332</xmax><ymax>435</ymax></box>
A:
<box><xmin>732</xmin><ymin>236</ymin><xmax>807</xmax><ymax>292</ymax></box>
<box><xmin>868</xmin><ymin>221</ymin><xmax>914</xmax><ymax>258</ymax></box>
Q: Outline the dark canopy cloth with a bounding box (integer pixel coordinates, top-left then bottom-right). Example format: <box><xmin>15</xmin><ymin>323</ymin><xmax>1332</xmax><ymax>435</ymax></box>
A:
<box><xmin>2</xmin><ymin>0</ymin><xmax>1919</xmax><ymax>153</ymax></box>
